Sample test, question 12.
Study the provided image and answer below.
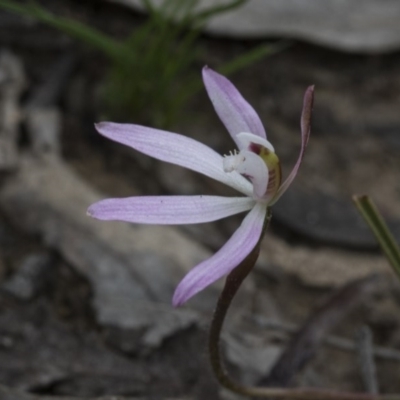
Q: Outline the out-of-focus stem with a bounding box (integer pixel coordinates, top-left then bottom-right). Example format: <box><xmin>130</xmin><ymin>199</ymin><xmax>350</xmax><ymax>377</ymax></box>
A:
<box><xmin>208</xmin><ymin>206</ymin><xmax>400</xmax><ymax>400</ymax></box>
<box><xmin>353</xmin><ymin>195</ymin><xmax>400</xmax><ymax>279</ymax></box>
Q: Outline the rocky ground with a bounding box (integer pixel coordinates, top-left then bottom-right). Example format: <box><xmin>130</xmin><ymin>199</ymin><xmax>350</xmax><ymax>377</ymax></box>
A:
<box><xmin>0</xmin><ymin>1</ymin><xmax>399</xmax><ymax>399</ymax></box>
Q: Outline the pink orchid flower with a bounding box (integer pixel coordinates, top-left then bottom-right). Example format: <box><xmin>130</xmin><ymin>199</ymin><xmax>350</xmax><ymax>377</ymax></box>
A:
<box><xmin>88</xmin><ymin>67</ymin><xmax>314</xmax><ymax>307</ymax></box>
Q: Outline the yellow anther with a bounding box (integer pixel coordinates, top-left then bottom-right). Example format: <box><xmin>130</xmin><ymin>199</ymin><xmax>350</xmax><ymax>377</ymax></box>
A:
<box><xmin>258</xmin><ymin>147</ymin><xmax>282</xmax><ymax>198</ymax></box>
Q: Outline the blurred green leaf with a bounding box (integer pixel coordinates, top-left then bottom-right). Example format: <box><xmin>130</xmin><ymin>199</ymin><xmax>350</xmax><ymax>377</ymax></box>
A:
<box><xmin>353</xmin><ymin>195</ymin><xmax>400</xmax><ymax>279</ymax></box>
<box><xmin>0</xmin><ymin>0</ymin><xmax>288</xmax><ymax>128</ymax></box>
<box><xmin>0</xmin><ymin>0</ymin><xmax>126</xmax><ymax>60</ymax></box>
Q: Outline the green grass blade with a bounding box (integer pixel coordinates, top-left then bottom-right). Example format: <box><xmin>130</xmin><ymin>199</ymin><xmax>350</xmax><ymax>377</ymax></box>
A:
<box><xmin>353</xmin><ymin>195</ymin><xmax>400</xmax><ymax>279</ymax></box>
<box><xmin>0</xmin><ymin>0</ymin><xmax>126</xmax><ymax>61</ymax></box>
<box><xmin>174</xmin><ymin>40</ymin><xmax>291</xmax><ymax>102</ymax></box>
<box><xmin>219</xmin><ymin>40</ymin><xmax>292</xmax><ymax>76</ymax></box>
<box><xmin>191</xmin><ymin>0</ymin><xmax>247</xmax><ymax>26</ymax></box>
<box><xmin>140</xmin><ymin>0</ymin><xmax>156</xmax><ymax>13</ymax></box>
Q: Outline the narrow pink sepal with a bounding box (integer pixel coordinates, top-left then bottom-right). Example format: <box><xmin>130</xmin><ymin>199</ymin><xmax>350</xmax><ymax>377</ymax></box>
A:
<box><xmin>87</xmin><ymin>195</ymin><xmax>255</xmax><ymax>225</ymax></box>
<box><xmin>202</xmin><ymin>66</ymin><xmax>266</xmax><ymax>148</ymax></box>
<box><xmin>172</xmin><ymin>203</ymin><xmax>266</xmax><ymax>306</ymax></box>
<box><xmin>272</xmin><ymin>85</ymin><xmax>314</xmax><ymax>203</ymax></box>
<box><xmin>94</xmin><ymin>122</ymin><xmax>253</xmax><ymax>197</ymax></box>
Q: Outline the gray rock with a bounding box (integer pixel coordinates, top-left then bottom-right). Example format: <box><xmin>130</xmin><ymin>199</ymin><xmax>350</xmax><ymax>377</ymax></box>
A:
<box><xmin>108</xmin><ymin>0</ymin><xmax>400</xmax><ymax>53</ymax></box>
<box><xmin>2</xmin><ymin>253</ymin><xmax>52</xmax><ymax>300</ymax></box>
<box><xmin>274</xmin><ymin>187</ymin><xmax>400</xmax><ymax>249</ymax></box>
<box><xmin>0</xmin><ymin>50</ymin><xmax>25</xmax><ymax>169</ymax></box>
<box><xmin>0</xmin><ymin>156</ymin><xmax>212</xmax><ymax>349</ymax></box>
<box><xmin>224</xmin><ymin>333</ymin><xmax>282</xmax><ymax>385</ymax></box>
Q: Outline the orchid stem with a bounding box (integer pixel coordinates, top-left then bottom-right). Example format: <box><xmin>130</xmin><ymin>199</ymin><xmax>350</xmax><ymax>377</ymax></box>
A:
<box><xmin>208</xmin><ymin>207</ymin><xmax>271</xmax><ymax>396</ymax></box>
<box><xmin>208</xmin><ymin>208</ymin><xmax>400</xmax><ymax>400</ymax></box>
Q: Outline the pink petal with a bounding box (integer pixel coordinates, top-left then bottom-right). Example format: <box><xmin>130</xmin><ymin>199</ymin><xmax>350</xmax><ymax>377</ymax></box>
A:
<box><xmin>202</xmin><ymin>66</ymin><xmax>266</xmax><ymax>148</ymax></box>
<box><xmin>87</xmin><ymin>195</ymin><xmax>255</xmax><ymax>225</ymax></box>
<box><xmin>172</xmin><ymin>203</ymin><xmax>267</xmax><ymax>306</ymax></box>
<box><xmin>95</xmin><ymin>122</ymin><xmax>253</xmax><ymax>197</ymax></box>
<box><xmin>272</xmin><ymin>85</ymin><xmax>314</xmax><ymax>203</ymax></box>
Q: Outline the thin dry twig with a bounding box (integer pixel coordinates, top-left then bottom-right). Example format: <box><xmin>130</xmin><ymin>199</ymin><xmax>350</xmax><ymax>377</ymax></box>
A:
<box><xmin>251</xmin><ymin>316</ymin><xmax>400</xmax><ymax>363</ymax></box>
<box><xmin>260</xmin><ymin>276</ymin><xmax>378</xmax><ymax>387</ymax></box>
<box><xmin>355</xmin><ymin>326</ymin><xmax>379</xmax><ymax>395</ymax></box>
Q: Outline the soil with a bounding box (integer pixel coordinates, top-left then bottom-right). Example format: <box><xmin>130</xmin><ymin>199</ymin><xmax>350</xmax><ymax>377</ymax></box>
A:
<box><xmin>0</xmin><ymin>0</ymin><xmax>400</xmax><ymax>399</ymax></box>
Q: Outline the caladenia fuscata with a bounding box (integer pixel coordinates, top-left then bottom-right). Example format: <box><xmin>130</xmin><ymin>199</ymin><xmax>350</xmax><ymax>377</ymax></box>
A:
<box><xmin>88</xmin><ymin>66</ymin><xmax>314</xmax><ymax>307</ymax></box>
<box><xmin>86</xmin><ymin>67</ymin><xmax>400</xmax><ymax>399</ymax></box>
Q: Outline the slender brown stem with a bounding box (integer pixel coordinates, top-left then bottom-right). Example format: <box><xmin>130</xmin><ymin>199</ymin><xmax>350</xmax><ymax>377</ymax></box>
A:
<box><xmin>208</xmin><ymin>228</ymin><xmax>262</xmax><ymax>396</ymax></box>
<box><xmin>208</xmin><ymin>209</ymin><xmax>400</xmax><ymax>400</ymax></box>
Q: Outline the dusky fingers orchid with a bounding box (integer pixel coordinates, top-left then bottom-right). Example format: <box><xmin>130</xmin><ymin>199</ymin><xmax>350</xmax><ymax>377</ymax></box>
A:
<box><xmin>87</xmin><ymin>66</ymin><xmax>314</xmax><ymax>307</ymax></box>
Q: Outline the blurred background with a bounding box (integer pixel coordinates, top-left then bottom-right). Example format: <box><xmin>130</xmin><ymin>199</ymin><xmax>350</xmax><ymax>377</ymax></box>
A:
<box><xmin>0</xmin><ymin>1</ymin><xmax>399</xmax><ymax>399</ymax></box>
